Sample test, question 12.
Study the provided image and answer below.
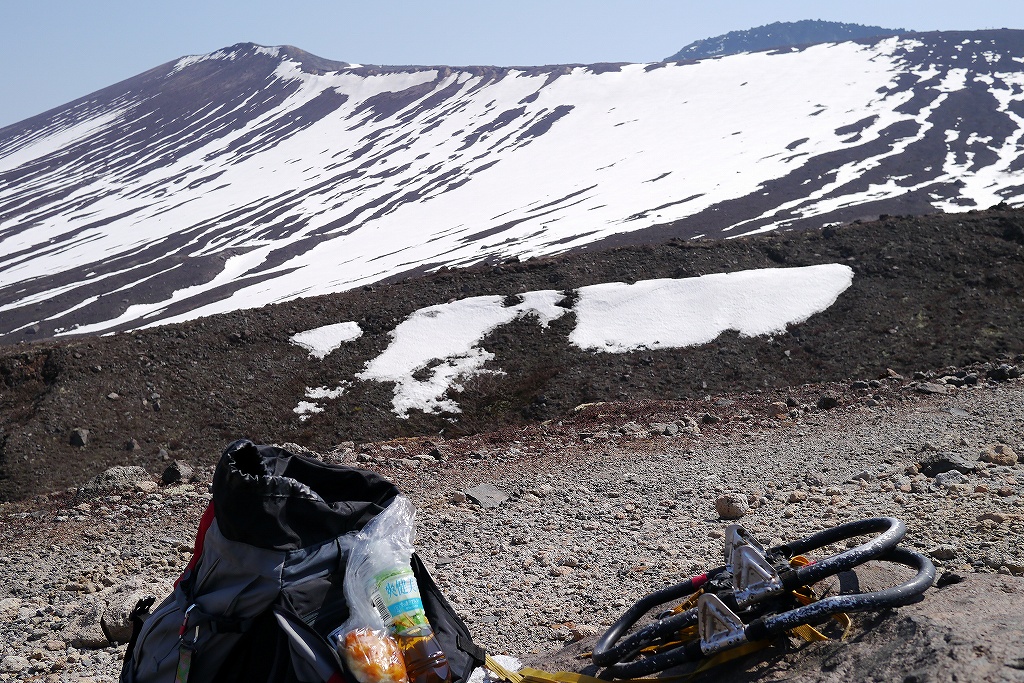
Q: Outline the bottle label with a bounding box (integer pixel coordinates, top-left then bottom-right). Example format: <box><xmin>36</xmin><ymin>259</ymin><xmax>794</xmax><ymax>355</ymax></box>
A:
<box><xmin>373</xmin><ymin>566</ymin><xmax>429</xmax><ymax>635</ymax></box>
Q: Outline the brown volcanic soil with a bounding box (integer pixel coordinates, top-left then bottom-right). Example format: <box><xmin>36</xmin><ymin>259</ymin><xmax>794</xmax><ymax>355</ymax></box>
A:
<box><xmin>2</xmin><ymin>207</ymin><xmax>1024</xmax><ymax>501</ymax></box>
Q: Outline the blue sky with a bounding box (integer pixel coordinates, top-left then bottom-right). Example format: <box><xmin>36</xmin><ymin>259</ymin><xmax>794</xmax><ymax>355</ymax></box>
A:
<box><xmin>2</xmin><ymin>0</ymin><xmax>1023</xmax><ymax>129</ymax></box>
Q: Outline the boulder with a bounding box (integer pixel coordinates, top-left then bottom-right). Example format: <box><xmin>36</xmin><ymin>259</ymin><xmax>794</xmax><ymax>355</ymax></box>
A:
<box><xmin>918</xmin><ymin>452</ymin><xmax>978</xmax><ymax>477</ymax></box>
<box><xmin>100</xmin><ymin>581</ymin><xmax>171</xmax><ymax>644</ymax></box>
<box><xmin>66</xmin><ymin>597</ymin><xmax>109</xmax><ymax>649</ymax></box>
<box><xmin>78</xmin><ymin>466</ymin><xmax>151</xmax><ymax>497</ymax></box>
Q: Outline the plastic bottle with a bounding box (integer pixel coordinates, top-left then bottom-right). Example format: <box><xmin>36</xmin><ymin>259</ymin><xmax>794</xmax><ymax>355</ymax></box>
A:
<box><xmin>371</xmin><ymin>565</ymin><xmax>451</xmax><ymax>683</ymax></box>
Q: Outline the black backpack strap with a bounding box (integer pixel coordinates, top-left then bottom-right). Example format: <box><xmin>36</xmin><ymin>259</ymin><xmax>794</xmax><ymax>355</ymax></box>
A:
<box><xmin>412</xmin><ymin>553</ymin><xmax>486</xmax><ymax>683</ymax></box>
<box><xmin>175</xmin><ymin>569</ymin><xmax>258</xmax><ymax>634</ymax></box>
<box><xmin>117</xmin><ymin>597</ymin><xmax>156</xmax><ymax>683</ymax></box>
<box><xmin>273</xmin><ymin>602</ymin><xmax>349</xmax><ymax>683</ymax></box>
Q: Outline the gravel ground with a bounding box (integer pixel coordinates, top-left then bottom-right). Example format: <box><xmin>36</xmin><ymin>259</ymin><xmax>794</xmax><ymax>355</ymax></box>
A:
<box><xmin>2</xmin><ymin>375</ymin><xmax>1023</xmax><ymax>681</ymax></box>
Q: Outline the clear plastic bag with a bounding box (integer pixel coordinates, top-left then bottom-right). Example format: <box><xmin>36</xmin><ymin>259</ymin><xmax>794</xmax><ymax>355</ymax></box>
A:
<box><xmin>331</xmin><ymin>495</ymin><xmax>421</xmax><ymax>683</ymax></box>
<box><xmin>338</xmin><ymin>627</ymin><xmax>409</xmax><ymax>683</ymax></box>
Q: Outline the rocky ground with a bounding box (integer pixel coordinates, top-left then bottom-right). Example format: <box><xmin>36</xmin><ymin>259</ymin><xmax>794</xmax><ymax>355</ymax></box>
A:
<box><xmin>2</xmin><ymin>369</ymin><xmax>1023</xmax><ymax>682</ymax></box>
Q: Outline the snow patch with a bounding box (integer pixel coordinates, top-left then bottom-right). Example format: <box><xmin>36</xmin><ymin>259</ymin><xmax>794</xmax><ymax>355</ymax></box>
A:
<box><xmin>356</xmin><ymin>291</ymin><xmax>566</xmax><ymax>418</ymax></box>
<box><xmin>292</xmin><ymin>383</ymin><xmax>352</xmax><ymax>420</ymax></box>
<box><xmin>570</xmin><ymin>265</ymin><xmax>853</xmax><ymax>352</ymax></box>
<box><xmin>305</xmin><ymin>385</ymin><xmax>349</xmax><ymax>400</ymax></box>
<box><xmin>293</xmin><ymin>401</ymin><xmax>324</xmax><ymax>421</ymax></box>
<box><xmin>290</xmin><ymin>322</ymin><xmax>363</xmax><ymax>359</ymax></box>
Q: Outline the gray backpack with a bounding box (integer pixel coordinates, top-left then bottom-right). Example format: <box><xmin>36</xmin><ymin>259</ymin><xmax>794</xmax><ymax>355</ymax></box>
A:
<box><xmin>120</xmin><ymin>440</ymin><xmax>484</xmax><ymax>683</ymax></box>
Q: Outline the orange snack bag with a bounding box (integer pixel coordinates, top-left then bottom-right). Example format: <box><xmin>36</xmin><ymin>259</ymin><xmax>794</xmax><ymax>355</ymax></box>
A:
<box><xmin>340</xmin><ymin>627</ymin><xmax>410</xmax><ymax>683</ymax></box>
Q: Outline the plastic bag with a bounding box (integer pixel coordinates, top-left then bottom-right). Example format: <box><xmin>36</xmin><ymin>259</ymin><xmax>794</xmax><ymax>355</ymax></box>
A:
<box><xmin>331</xmin><ymin>496</ymin><xmax>420</xmax><ymax>683</ymax></box>
<box><xmin>338</xmin><ymin>627</ymin><xmax>409</xmax><ymax>683</ymax></box>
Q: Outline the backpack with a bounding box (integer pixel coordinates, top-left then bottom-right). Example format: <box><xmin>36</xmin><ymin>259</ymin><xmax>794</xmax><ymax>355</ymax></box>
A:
<box><xmin>120</xmin><ymin>439</ymin><xmax>485</xmax><ymax>683</ymax></box>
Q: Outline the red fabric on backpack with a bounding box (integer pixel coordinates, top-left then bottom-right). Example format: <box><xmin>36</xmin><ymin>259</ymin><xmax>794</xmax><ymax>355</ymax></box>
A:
<box><xmin>175</xmin><ymin>501</ymin><xmax>215</xmax><ymax>588</ymax></box>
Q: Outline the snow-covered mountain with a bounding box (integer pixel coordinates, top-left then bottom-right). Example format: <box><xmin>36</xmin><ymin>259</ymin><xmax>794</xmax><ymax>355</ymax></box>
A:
<box><xmin>2</xmin><ymin>31</ymin><xmax>1024</xmax><ymax>342</ymax></box>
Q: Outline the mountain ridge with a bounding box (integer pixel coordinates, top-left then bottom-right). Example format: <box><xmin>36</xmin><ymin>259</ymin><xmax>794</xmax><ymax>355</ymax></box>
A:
<box><xmin>665</xmin><ymin>19</ymin><xmax>910</xmax><ymax>61</ymax></box>
<box><xmin>3</xmin><ymin>29</ymin><xmax>1024</xmax><ymax>344</ymax></box>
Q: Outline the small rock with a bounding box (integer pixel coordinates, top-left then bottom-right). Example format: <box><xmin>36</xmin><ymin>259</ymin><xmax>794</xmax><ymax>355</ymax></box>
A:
<box><xmin>817</xmin><ymin>393</ymin><xmax>840</xmax><ymax>410</ymax></box>
<box><xmin>0</xmin><ymin>598</ymin><xmax>21</xmax><ymax>620</ymax></box>
<box><xmin>935</xmin><ymin>470</ymin><xmax>966</xmax><ymax>488</ymax></box>
<box><xmin>451</xmin><ymin>491</ymin><xmax>467</xmax><ymax>504</ymax></box>
<box><xmin>987</xmin><ymin>364</ymin><xmax>1020</xmax><ymax>382</ymax></box>
<box><xmin>804</xmin><ymin>472</ymin><xmax>826</xmax><ymax>487</ymax></box>
<box><xmin>930</xmin><ymin>545</ymin><xmax>957</xmax><ymax>561</ymax></box>
<box><xmin>851</xmin><ymin>469</ymin><xmax>877</xmax><ymax>482</ymax></box>
<box><xmin>649</xmin><ymin>422</ymin><xmax>679</xmax><ymax>436</ymax></box>
<box><xmin>978</xmin><ymin>511</ymin><xmax>1009</xmax><ymax>524</ymax></box>
<box><xmin>917</xmin><ymin>382</ymin><xmax>948</xmax><ymax>395</ymax></box>
<box><xmin>715</xmin><ymin>493</ymin><xmax>749</xmax><ymax>519</ymax></box>
<box><xmin>125</xmin><ymin>438</ymin><xmax>140</xmax><ymax>452</ymax></box>
<box><xmin>936</xmin><ymin>572</ymin><xmax>965</xmax><ymax>588</ymax></box>
<box><xmin>161</xmin><ymin>459</ymin><xmax>194</xmax><ymax>485</ymax></box>
<box><xmin>107</xmin><ymin>392</ymin><xmax>120</xmax><ymax>400</ymax></box>
<box><xmin>788</xmin><ymin>490</ymin><xmax>808</xmax><ymax>503</ymax></box>
<box><xmin>619</xmin><ymin>422</ymin><xmax>648</xmax><ymax>437</ymax></box>
<box><xmin>1</xmin><ymin>655</ymin><xmax>30</xmax><ymax>673</ymax></box>
<box><xmin>701</xmin><ymin>412</ymin><xmax>721</xmax><ymax>424</ymax></box>
<box><xmin>466</xmin><ymin>483</ymin><xmax>509</xmax><ymax>509</ymax></box>
<box><xmin>980</xmin><ymin>444</ymin><xmax>1018</xmax><ymax>466</ymax></box>
<box><xmin>70</xmin><ymin>428</ymin><xmax>89</xmax><ymax>447</ymax></box>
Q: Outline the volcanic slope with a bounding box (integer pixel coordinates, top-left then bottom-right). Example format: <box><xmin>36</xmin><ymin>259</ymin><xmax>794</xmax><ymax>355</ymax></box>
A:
<box><xmin>2</xmin><ymin>207</ymin><xmax>1024</xmax><ymax>501</ymax></box>
<box><xmin>2</xmin><ymin>31</ymin><xmax>1024</xmax><ymax>341</ymax></box>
